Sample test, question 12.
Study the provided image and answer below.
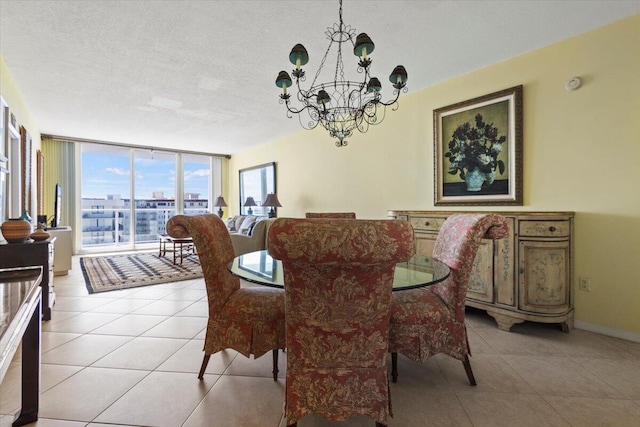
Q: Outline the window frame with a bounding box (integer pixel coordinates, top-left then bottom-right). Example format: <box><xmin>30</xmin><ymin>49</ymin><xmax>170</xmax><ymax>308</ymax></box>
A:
<box><xmin>239</xmin><ymin>162</ymin><xmax>276</xmax><ymax>217</ymax></box>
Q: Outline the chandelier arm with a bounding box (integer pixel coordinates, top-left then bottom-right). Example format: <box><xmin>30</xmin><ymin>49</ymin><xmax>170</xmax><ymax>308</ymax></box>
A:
<box><xmin>284</xmin><ymin>102</ymin><xmax>323</xmax><ymax>118</ymax></box>
<box><xmin>377</xmin><ymin>90</ymin><xmax>402</xmax><ymax>108</ymax></box>
<box><xmin>294</xmin><ymin>78</ymin><xmax>317</xmax><ymax>104</ymax></box>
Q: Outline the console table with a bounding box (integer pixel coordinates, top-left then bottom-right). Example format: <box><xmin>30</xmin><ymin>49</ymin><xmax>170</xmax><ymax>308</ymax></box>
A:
<box><xmin>388</xmin><ymin>210</ymin><xmax>574</xmax><ymax>332</ymax></box>
<box><xmin>0</xmin><ymin>238</ymin><xmax>55</xmax><ymax>320</ymax></box>
<box><xmin>0</xmin><ymin>266</ymin><xmax>42</xmax><ymax>426</ymax></box>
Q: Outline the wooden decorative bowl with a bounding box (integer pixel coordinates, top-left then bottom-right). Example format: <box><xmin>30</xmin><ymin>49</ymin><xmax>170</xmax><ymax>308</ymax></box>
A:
<box><xmin>30</xmin><ymin>229</ymin><xmax>51</xmax><ymax>241</ymax></box>
<box><xmin>1</xmin><ymin>219</ymin><xmax>32</xmax><ymax>243</ymax></box>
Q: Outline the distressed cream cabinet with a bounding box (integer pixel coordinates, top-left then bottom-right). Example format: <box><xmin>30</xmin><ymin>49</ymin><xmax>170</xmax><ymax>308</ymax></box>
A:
<box><xmin>387</xmin><ymin>210</ymin><xmax>574</xmax><ymax>332</ymax></box>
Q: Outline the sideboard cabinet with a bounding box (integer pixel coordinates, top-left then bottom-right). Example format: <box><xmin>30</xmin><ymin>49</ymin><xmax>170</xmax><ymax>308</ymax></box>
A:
<box><xmin>387</xmin><ymin>210</ymin><xmax>574</xmax><ymax>332</ymax></box>
<box><xmin>0</xmin><ymin>237</ymin><xmax>56</xmax><ymax>320</ymax></box>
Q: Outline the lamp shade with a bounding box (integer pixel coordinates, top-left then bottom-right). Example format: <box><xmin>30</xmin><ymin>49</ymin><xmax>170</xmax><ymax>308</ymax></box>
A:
<box><xmin>262</xmin><ymin>193</ymin><xmax>282</xmax><ymax>207</ymax></box>
<box><xmin>367</xmin><ymin>77</ymin><xmax>382</xmax><ymax>93</ymax></box>
<box><xmin>243</xmin><ymin>197</ymin><xmax>257</xmax><ymax>207</ymax></box>
<box><xmin>353</xmin><ymin>33</ymin><xmax>375</xmax><ymax>57</ymax></box>
<box><xmin>214</xmin><ymin>196</ymin><xmax>227</xmax><ymax>207</ymax></box>
<box><xmin>275</xmin><ymin>71</ymin><xmax>293</xmax><ymax>89</ymax></box>
<box><xmin>316</xmin><ymin>90</ymin><xmax>330</xmax><ymax>105</ymax></box>
<box><xmin>389</xmin><ymin>65</ymin><xmax>408</xmax><ymax>86</ymax></box>
<box><xmin>289</xmin><ymin>44</ymin><xmax>309</xmax><ymax>67</ymax></box>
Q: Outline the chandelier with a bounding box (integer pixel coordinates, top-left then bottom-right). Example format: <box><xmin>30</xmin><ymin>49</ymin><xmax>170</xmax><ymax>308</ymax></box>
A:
<box><xmin>275</xmin><ymin>0</ymin><xmax>408</xmax><ymax>147</ymax></box>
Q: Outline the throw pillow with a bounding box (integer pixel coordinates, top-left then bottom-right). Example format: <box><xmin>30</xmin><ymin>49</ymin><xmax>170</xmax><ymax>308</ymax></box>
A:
<box><xmin>238</xmin><ymin>215</ymin><xmax>258</xmax><ymax>235</ymax></box>
<box><xmin>226</xmin><ymin>217</ymin><xmax>238</xmax><ymax>232</ymax></box>
<box><xmin>234</xmin><ymin>215</ymin><xmax>247</xmax><ymax>232</ymax></box>
<box><xmin>247</xmin><ymin>217</ymin><xmax>263</xmax><ymax>236</ymax></box>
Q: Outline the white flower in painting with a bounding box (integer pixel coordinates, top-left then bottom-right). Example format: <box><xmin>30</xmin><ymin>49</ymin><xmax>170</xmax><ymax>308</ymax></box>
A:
<box><xmin>478</xmin><ymin>153</ymin><xmax>492</xmax><ymax>166</ymax></box>
<box><xmin>491</xmin><ymin>144</ymin><xmax>503</xmax><ymax>155</ymax></box>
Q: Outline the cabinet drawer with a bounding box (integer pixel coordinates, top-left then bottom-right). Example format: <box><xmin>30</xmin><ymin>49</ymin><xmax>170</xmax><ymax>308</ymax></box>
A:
<box><xmin>409</xmin><ymin>216</ymin><xmax>445</xmax><ymax>232</ymax></box>
<box><xmin>519</xmin><ymin>220</ymin><xmax>570</xmax><ymax>237</ymax></box>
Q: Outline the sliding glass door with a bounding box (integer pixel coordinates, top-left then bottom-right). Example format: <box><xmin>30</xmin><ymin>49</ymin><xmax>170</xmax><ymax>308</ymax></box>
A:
<box><xmin>80</xmin><ymin>143</ymin><xmax>221</xmax><ymax>252</ymax></box>
<box><xmin>133</xmin><ymin>150</ymin><xmax>176</xmax><ymax>244</ymax></box>
<box><xmin>80</xmin><ymin>144</ymin><xmax>131</xmax><ymax>248</ymax></box>
<box><xmin>183</xmin><ymin>154</ymin><xmax>212</xmax><ymax>216</ymax></box>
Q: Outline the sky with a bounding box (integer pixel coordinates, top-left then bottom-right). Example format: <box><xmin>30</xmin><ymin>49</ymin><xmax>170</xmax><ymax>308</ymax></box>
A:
<box><xmin>81</xmin><ymin>150</ymin><xmax>209</xmax><ymax>200</ymax></box>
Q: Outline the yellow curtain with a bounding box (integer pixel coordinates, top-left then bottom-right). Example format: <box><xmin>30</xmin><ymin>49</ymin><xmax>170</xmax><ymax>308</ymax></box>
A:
<box><xmin>41</xmin><ymin>138</ymin><xmax>76</xmax><ymax>248</ymax></box>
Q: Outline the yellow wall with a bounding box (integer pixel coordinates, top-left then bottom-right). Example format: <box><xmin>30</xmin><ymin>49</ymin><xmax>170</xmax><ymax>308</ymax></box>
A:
<box><xmin>230</xmin><ymin>15</ymin><xmax>640</xmax><ymax>335</ymax></box>
<box><xmin>1</xmin><ymin>57</ymin><xmax>41</xmax><ymax>148</ymax></box>
<box><xmin>1</xmin><ymin>56</ymin><xmax>42</xmax><ymax>217</ymax></box>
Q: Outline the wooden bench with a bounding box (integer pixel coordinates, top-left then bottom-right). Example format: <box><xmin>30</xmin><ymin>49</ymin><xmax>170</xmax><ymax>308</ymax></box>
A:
<box><xmin>159</xmin><ymin>235</ymin><xmax>195</xmax><ymax>265</ymax></box>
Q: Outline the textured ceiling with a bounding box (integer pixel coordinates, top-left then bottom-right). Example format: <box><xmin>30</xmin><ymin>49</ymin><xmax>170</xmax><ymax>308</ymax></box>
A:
<box><xmin>1</xmin><ymin>1</ymin><xmax>638</xmax><ymax>155</ymax></box>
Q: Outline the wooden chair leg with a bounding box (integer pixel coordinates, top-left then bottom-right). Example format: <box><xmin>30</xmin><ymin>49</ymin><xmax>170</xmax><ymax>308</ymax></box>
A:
<box><xmin>375</xmin><ymin>423</ymin><xmax>387</xmax><ymax>427</ymax></box>
<box><xmin>462</xmin><ymin>354</ymin><xmax>477</xmax><ymax>386</ymax></box>
<box><xmin>272</xmin><ymin>349</ymin><xmax>279</xmax><ymax>381</ymax></box>
<box><xmin>198</xmin><ymin>354</ymin><xmax>210</xmax><ymax>380</ymax></box>
<box><xmin>286</xmin><ymin>424</ymin><xmax>297</xmax><ymax>427</ymax></box>
<box><xmin>391</xmin><ymin>352</ymin><xmax>398</xmax><ymax>383</ymax></box>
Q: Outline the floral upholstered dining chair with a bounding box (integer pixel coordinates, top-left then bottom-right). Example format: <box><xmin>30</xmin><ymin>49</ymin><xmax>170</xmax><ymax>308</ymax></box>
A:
<box><xmin>389</xmin><ymin>213</ymin><xmax>509</xmax><ymax>385</ymax></box>
<box><xmin>268</xmin><ymin>218</ymin><xmax>415</xmax><ymax>427</ymax></box>
<box><xmin>167</xmin><ymin>214</ymin><xmax>286</xmax><ymax>380</ymax></box>
<box><xmin>304</xmin><ymin>212</ymin><xmax>356</xmax><ymax>218</ymax></box>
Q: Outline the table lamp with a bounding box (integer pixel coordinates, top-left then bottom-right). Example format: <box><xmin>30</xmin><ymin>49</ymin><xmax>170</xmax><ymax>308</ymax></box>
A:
<box><xmin>214</xmin><ymin>196</ymin><xmax>227</xmax><ymax>217</ymax></box>
<box><xmin>243</xmin><ymin>197</ymin><xmax>257</xmax><ymax>215</ymax></box>
<box><xmin>262</xmin><ymin>193</ymin><xmax>282</xmax><ymax>218</ymax></box>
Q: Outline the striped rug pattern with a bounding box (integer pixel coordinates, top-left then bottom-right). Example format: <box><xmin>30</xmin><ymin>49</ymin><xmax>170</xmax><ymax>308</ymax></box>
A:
<box><xmin>80</xmin><ymin>252</ymin><xmax>203</xmax><ymax>294</ymax></box>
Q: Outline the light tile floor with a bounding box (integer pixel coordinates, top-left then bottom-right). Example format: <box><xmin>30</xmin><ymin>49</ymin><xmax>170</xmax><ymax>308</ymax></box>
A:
<box><xmin>1</xmin><ymin>256</ymin><xmax>639</xmax><ymax>427</ymax></box>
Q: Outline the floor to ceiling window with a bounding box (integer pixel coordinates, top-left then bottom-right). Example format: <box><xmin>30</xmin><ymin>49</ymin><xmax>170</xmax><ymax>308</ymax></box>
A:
<box><xmin>80</xmin><ymin>143</ymin><xmax>222</xmax><ymax>252</ymax></box>
<box><xmin>80</xmin><ymin>144</ymin><xmax>131</xmax><ymax>248</ymax></box>
<box><xmin>133</xmin><ymin>149</ymin><xmax>176</xmax><ymax>245</ymax></box>
<box><xmin>183</xmin><ymin>153</ymin><xmax>212</xmax><ymax>216</ymax></box>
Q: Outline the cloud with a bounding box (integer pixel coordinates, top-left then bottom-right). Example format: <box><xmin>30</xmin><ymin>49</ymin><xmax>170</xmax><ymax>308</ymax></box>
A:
<box><xmin>185</xmin><ymin>169</ymin><xmax>210</xmax><ymax>180</ymax></box>
<box><xmin>106</xmin><ymin>167</ymin><xmax>129</xmax><ymax>176</ymax></box>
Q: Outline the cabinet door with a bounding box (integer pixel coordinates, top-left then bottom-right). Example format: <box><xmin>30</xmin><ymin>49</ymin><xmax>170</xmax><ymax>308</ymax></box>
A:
<box><xmin>415</xmin><ymin>232</ymin><xmax>494</xmax><ymax>303</ymax></box>
<box><xmin>518</xmin><ymin>240</ymin><xmax>571</xmax><ymax>313</ymax></box>
<box><xmin>494</xmin><ymin>217</ymin><xmax>516</xmax><ymax>307</ymax></box>
<box><xmin>414</xmin><ymin>232</ymin><xmax>437</xmax><ymax>258</ymax></box>
<box><xmin>467</xmin><ymin>240</ymin><xmax>494</xmax><ymax>303</ymax></box>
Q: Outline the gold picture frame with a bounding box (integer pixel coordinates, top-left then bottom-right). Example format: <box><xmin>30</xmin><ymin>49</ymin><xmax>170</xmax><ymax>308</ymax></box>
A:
<box><xmin>434</xmin><ymin>85</ymin><xmax>523</xmax><ymax>206</ymax></box>
<box><xmin>20</xmin><ymin>126</ymin><xmax>32</xmax><ymax>214</ymax></box>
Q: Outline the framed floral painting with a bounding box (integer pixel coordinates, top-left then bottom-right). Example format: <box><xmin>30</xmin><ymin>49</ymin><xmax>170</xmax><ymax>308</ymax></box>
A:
<box><xmin>434</xmin><ymin>85</ymin><xmax>523</xmax><ymax>206</ymax></box>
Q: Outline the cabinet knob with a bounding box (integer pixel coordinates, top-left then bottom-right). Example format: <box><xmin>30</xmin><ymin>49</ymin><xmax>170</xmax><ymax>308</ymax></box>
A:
<box><xmin>549</xmin><ymin>226</ymin><xmax>556</xmax><ymax>232</ymax></box>
<box><xmin>424</xmin><ymin>221</ymin><xmax>430</xmax><ymax>227</ymax></box>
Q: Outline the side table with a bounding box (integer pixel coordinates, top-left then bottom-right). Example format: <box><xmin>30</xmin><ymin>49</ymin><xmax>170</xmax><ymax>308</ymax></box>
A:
<box><xmin>159</xmin><ymin>235</ymin><xmax>195</xmax><ymax>265</ymax></box>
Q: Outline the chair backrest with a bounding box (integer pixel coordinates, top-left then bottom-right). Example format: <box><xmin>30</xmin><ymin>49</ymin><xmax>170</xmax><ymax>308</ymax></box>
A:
<box><xmin>167</xmin><ymin>214</ymin><xmax>240</xmax><ymax>312</ymax></box>
<box><xmin>431</xmin><ymin>213</ymin><xmax>509</xmax><ymax>319</ymax></box>
<box><xmin>304</xmin><ymin>212</ymin><xmax>356</xmax><ymax>218</ymax></box>
<box><xmin>268</xmin><ymin>218</ymin><xmax>414</xmax><ymax>424</ymax></box>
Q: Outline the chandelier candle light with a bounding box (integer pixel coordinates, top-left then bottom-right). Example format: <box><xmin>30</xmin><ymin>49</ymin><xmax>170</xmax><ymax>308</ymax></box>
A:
<box><xmin>275</xmin><ymin>0</ymin><xmax>408</xmax><ymax>147</ymax></box>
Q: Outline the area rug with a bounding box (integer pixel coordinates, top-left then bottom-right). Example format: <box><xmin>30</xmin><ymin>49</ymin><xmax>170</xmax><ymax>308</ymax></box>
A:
<box><xmin>80</xmin><ymin>252</ymin><xmax>203</xmax><ymax>294</ymax></box>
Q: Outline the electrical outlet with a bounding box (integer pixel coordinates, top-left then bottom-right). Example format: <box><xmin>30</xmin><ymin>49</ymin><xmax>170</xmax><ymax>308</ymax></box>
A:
<box><xmin>578</xmin><ymin>277</ymin><xmax>591</xmax><ymax>291</ymax></box>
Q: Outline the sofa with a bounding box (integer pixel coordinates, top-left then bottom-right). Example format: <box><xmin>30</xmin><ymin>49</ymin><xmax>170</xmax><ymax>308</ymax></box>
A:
<box><xmin>225</xmin><ymin>215</ymin><xmax>274</xmax><ymax>256</ymax></box>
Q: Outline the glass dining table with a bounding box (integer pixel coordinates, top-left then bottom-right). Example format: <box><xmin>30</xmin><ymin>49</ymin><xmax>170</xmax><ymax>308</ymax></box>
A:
<box><xmin>228</xmin><ymin>250</ymin><xmax>450</xmax><ymax>290</ymax></box>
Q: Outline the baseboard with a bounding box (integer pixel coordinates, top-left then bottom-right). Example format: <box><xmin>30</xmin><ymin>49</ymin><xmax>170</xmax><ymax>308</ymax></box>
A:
<box><xmin>574</xmin><ymin>320</ymin><xmax>640</xmax><ymax>343</ymax></box>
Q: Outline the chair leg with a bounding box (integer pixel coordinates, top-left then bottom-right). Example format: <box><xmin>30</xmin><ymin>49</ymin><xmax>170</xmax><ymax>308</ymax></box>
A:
<box><xmin>391</xmin><ymin>352</ymin><xmax>398</xmax><ymax>383</ymax></box>
<box><xmin>375</xmin><ymin>423</ymin><xmax>387</xmax><ymax>427</ymax></box>
<box><xmin>286</xmin><ymin>424</ymin><xmax>297</xmax><ymax>427</ymax></box>
<box><xmin>462</xmin><ymin>354</ymin><xmax>477</xmax><ymax>386</ymax></box>
<box><xmin>198</xmin><ymin>354</ymin><xmax>210</xmax><ymax>380</ymax></box>
<box><xmin>272</xmin><ymin>349</ymin><xmax>279</xmax><ymax>381</ymax></box>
